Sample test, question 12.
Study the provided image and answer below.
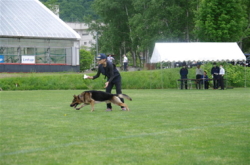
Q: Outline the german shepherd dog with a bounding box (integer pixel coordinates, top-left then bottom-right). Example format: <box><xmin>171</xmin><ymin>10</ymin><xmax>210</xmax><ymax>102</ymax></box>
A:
<box><xmin>70</xmin><ymin>90</ymin><xmax>132</xmax><ymax>112</ymax></box>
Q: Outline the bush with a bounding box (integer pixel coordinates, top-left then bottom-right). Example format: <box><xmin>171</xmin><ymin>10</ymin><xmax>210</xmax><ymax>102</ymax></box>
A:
<box><xmin>79</xmin><ymin>49</ymin><xmax>94</xmax><ymax>72</ymax></box>
<box><xmin>0</xmin><ymin>64</ymin><xmax>249</xmax><ymax>90</ymax></box>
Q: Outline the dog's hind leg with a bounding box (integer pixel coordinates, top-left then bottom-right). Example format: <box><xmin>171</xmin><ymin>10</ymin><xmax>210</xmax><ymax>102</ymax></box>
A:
<box><xmin>119</xmin><ymin>103</ymin><xmax>130</xmax><ymax>111</ymax></box>
<box><xmin>111</xmin><ymin>97</ymin><xmax>130</xmax><ymax>111</ymax></box>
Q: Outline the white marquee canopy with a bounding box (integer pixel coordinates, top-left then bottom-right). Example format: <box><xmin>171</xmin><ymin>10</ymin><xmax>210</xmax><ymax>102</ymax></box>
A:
<box><xmin>150</xmin><ymin>42</ymin><xmax>246</xmax><ymax>63</ymax></box>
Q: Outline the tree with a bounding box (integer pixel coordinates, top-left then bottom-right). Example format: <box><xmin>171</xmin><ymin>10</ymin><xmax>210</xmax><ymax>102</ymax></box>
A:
<box><xmin>128</xmin><ymin>0</ymin><xmax>198</xmax><ymax>64</ymax></box>
<box><xmin>194</xmin><ymin>0</ymin><xmax>248</xmax><ymax>42</ymax></box>
<box><xmin>89</xmin><ymin>0</ymin><xmax>133</xmax><ymax>66</ymax></box>
<box><xmin>40</xmin><ymin>0</ymin><xmax>59</xmax><ymax>14</ymax></box>
<box><xmin>40</xmin><ymin>0</ymin><xmax>249</xmax><ymax>65</ymax></box>
<box><xmin>241</xmin><ymin>0</ymin><xmax>250</xmax><ymax>53</ymax></box>
<box><xmin>79</xmin><ymin>49</ymin><xmax>93</xmax><ymax>71</ymax></box>
<box><xmin>39</xmin><ymin>0</ymin><xmax>96</xmax><ymax>22</ymax></box>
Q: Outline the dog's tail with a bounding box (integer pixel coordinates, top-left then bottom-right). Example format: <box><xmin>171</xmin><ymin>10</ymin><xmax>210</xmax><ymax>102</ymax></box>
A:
<box><xmin>117</xmin><ymin>94</ymin><xmax>132</xmax><ymax>101</ymax></box>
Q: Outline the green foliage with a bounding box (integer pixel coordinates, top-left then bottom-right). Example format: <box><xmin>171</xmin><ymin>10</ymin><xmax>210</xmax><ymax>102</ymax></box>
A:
<box><xmin>91</xmin><ymin>0</ymin><xmax>132</xmax><ymax>56</ymax></box>
<box><xmin>89</xmin><ymin>0</ymin><xmax>198</xmax><ymax>66</ymax></box>
<box><xmin>0</xmin><ymin>64</ymin><xmax>249</xmax><ymax>90</ymax></box>
<box><xmin>40</xmin><ymin>0</ymin><xmax>58</xmax><ymax>13</ymax></box>
<box><xmin>200</xmin><ymin>62</ymin><xmax>250</xmax><ymax>86</ymax></box>
<box><xmin>225</xmin><ymin>64</ymin><xmax>247</xmax><ymax>85</ymax></box>
<box><xmin>39</xmin><ymin>0</ymin><xmax>96</xmax><ymax>22</ymax></box>
<box><xmin>79</xmin><ymin>49</ymin><xmax>93</xmax><ymax>71</ymax></box>
<box><xmin>194</xmin><ymin>0</ymin><xmax>248</xmax><ymax>42</ymax></box>
<box><xmin>40</xmin><ymin>0</ymin><xmax>250</xmax><ymax>64</ymax></box>
<box><xmin>0</xmin><ymin>73</ymin><xmax>88</xmax><ymax>90</ymax></box>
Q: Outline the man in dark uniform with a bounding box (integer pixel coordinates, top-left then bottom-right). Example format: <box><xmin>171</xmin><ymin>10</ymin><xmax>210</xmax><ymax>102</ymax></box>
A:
<box><xmin>211</xmin><ymin>62</ymin><xmax>220</xmax><ymax>89</ymax></box>
<box><xmin>180</xmin><ymin>63</ymin><xmax>188</xmax><ymax>89</ymax></box>
<box><xmin>87</xmin><ymin>53</ymin><xmax>126</xmax><ymax>111</ymax></box>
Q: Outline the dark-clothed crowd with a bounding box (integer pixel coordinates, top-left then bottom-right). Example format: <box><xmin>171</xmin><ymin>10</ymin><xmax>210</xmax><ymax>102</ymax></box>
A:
<box><xmin>179</xmin><ymin>62</ymin><xmax>225</xmax><ymax>90</ymax></box>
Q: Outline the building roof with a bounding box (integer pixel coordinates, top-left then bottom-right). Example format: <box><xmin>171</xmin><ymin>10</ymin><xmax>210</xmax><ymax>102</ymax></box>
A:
<box><xmin>0</xmin><ymin>0</ymin><xmax>80</xmax><ymax>40</ymax></box>
<box><xmin>150</xmin><ymin>42</ymin><xmax>246</xmax><ymax>63</ymax></box>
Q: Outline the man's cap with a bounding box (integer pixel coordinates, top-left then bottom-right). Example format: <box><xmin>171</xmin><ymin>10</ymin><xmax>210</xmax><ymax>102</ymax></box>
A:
<box><xmin>96</xmin><ymin>53</ymin><xmax>106</xmax><ymax>60</ymax></box>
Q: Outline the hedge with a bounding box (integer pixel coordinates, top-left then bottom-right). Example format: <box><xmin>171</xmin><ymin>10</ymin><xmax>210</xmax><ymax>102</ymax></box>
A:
<box><xmin>0</xmin><ymin>64</ymin><xmax>249</xmax><ymax>90</ymax></box>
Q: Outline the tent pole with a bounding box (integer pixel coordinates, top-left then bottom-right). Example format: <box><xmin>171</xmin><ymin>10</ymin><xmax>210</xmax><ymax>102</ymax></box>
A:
<box><xmin>245</xmin><ymin>63</ymin><xmax>246</xmax><ymax>88</ymax></box>
<box><xmin>161</xmin><ymin>62</ymin><xmax>163</xmax><ymax>89</ymax></box>
<box><xmin>150</xmin><ymin>62</ymin><xmax>152</xmax><ymax>89</ymax></box>
<box><xmin>203</xmin><ymin>62</ymin><xmax>205</xmax><ymax>90</ymax></box>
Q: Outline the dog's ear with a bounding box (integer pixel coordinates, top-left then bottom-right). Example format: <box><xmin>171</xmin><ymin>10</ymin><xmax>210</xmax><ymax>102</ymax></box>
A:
<box><xmin>73</xmin><ymin>95</ymin><xmax>76</xmax><ymax>98</ymax></box>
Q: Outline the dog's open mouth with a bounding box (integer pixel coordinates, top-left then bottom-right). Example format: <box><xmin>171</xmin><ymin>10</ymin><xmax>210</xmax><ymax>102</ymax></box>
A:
<box><xmin>70</xmin><ymin>103</ymin><xmax>78</xmax><ymax>108</ymax></box>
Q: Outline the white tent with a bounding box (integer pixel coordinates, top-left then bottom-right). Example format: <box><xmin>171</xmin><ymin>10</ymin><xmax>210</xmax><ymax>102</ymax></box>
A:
<box><xmin>150</xmin><ymin>42</ymin><xmax>246</xmax><ymax>63</ymax></box>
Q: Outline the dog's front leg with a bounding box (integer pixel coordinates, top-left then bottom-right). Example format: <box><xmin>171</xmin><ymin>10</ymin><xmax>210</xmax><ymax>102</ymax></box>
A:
<box><xmin>90</xmin><ymin>100</ymin><xmax>95</xmax><ymax>112</ymax></box>
<box><xmin>75</xmin><ymin>104</ymin><xmax>87</xmax><ymax>110</ymax></box>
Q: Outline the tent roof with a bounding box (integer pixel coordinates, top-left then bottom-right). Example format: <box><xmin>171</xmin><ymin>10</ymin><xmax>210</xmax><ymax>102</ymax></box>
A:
<box><xmin>150</xmin><ymin>42</ymin><xmax>246</xmax><ymax>63</ymax></box>
<box><xmin>0</xmin><ymin>0</ymin><xmax>80</xmax><ymax>40</ymax></box>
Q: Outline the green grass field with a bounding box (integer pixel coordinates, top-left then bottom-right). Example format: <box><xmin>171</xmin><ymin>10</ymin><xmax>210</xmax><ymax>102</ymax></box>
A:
<box><xmin>0</xmin><ymin>89</ymin><xmax>249</xmax><ymax>165</ymax></box>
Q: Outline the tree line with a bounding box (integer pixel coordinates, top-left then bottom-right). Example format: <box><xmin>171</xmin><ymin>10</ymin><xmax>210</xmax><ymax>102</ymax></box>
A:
<box><xmin>41</xmin><ymin>0</ymin><xmax>250</xmax><ymax>68</ymax></box>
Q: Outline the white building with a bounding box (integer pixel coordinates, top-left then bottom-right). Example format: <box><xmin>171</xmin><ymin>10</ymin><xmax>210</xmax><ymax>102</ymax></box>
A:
<box><xmin>0</xmin><ymin>0</ymin><xmax>81</xmax><ymax>72</ymax></box>
<box><xmin>66</xmin><ymin>23</ymin><xmax>95</xmax><ymax>49</ymax></box>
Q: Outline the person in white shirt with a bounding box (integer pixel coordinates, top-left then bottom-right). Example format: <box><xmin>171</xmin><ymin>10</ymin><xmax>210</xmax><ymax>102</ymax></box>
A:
<box><xmin>195</xmin><ymin>65</ymin><xmax>203</xmax><ymax>89</ymax></box>
<box><xmin>218</xmin><ymin>64</ymin><xmax>225</xmax><ymax>90</ymax></box>
<box><xmin>107</xmin><ymin>54</ymin><xmax>114</xmax><ymax>63</ymax></box>
<box><xmin>123</xmin><ymin>54</ymin><xmax>128</xmax><ymax>71</ymax></box>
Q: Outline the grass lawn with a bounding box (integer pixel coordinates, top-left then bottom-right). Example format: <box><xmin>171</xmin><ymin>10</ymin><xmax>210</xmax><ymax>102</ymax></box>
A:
<box><xmin>0</xmin><ymin>88</ymin><xmax>249</xmax><ymax>165</ymax></box>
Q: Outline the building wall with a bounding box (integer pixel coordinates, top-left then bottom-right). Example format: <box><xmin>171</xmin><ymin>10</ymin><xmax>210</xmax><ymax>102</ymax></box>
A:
<box><xmin>0</xmin><ymin>38</ymin><xmax>80</xmax><ymax>72</ymax></box>
<box><xmin>0</xmin><ymin>63</ymin><xmax>79</xmax><ymax>72</ymax></box>
<box><xmin>66</xmin><ymin>22</ymin><xmax>95</xmax><ymax>49</ymax></box>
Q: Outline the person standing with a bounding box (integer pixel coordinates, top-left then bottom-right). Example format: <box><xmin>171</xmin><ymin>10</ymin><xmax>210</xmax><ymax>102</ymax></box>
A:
<box><xmin>211</xmin><ymin>62</ymin><xmax>220</xmax><ymax>89</ymax></box>
<box><xmin>107</xmin><ymin>54</ymin><xmax>115</xmax><ymax>63</ymax></box>
<box><xmin>180</xmin><ymin>64</ymin><xmax>188</xmax><ymax>89</ymax></box>
<box><xmin>123</xmin><ymin>54</ymin><xmax>128</xmax><ymax>71</ymax></box>
<box><xmin>218</xmin><ymin>64</ymin><xmax>225</xmax><ymax>90</ymax></box>
<box><xmin>201</xmin><ymin>71</ymin><xmax>209</xmax><ymax>89</ymax></box>
<box><xmin>195</xmin><ymin>64</ymin><xmax>203</xmax><ymax>89</ymax></box>
<box><xmin>87</xmin><ymin>53</ymin><xmax>126</xmax><ymax>111</ymax></box>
